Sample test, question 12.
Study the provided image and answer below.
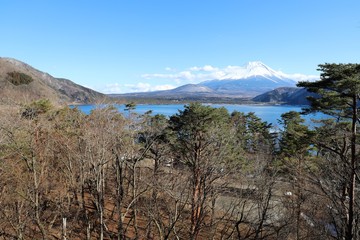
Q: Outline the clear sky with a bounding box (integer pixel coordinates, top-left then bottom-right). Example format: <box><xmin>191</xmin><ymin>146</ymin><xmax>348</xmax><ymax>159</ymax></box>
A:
<box><xmin>1</xmin><ymin>0</ymin><xmax>359</xmax><ymax>93</ymax></box>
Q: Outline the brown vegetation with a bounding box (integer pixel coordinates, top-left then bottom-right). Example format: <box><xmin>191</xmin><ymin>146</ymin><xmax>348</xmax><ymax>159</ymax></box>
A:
<box><xmin>0</xmin><ymin>100</ymin><xmax>349</xmax><ymax>240</ymax></box>
<box><xmin>0</xmin><ymin>62</ymin><xmax>359</xmax><ymax>240</ymax></box>
<box><xmin>0</xmin><ymin>57</ymin><xmax>106</xmax><ymax>105</ymax></box>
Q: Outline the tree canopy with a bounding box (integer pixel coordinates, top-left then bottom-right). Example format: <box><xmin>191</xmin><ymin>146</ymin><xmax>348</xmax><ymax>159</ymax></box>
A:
<box><xmin>298</xmin><ymin>63</ymin><xmax>360</xmax><ymax>240</ymax></box>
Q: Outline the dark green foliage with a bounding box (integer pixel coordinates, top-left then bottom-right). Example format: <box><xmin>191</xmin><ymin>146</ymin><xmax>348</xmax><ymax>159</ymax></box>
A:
<box><xmin>274</xmin><ymin>111</ymin><xmax>316</xmax><ymax>176</ymax></box>
<box><xmin>138</xmin><ymin>113</ymin><xmax>169</xmax><ymax>151</ymax></box>
<box><xmin>124</xmin><ymin>102</ymin><xmax>137</xmax><ymax>111</ymax></box>
<box><xmin>169</xmin><ymin>102</ymin><xmax>229</xmax><ymax>136</ymax></box>
<box><xmin>230</xmin><ymin>111</ymin><xmax>247</xmax><ymax>147</ymax></box>
<box><xmin>168</xmin><ymin>102</ymin><xmax>233</xmax><ymax>166</ymax></box>
<box><xmin>6</xmin><ymin>71</ymin><xmax>34</xmax><ymax>85</ymax></box>
<box><xmin>137</xmin><ymin>113</ymin><xmax>170</xmax><ymax>170</ymax></box>
<box><xmin>244</xmin><ymin>112</ymin><xmax>273</xmax><ymax>153</ymax></box>
<box><xmin>298</xmin><ymin>63</ymin><xmax>360</xmax><ymax>240</ymax></box>
<box><xmin>278</xmin><ymin>111</ymin><xmax>314</xmax><ymax>157</ymax></box>
<box><xmin>298</xmin><ymin>63</ymin><xmax>360</xmax><ymax>118</ymax></box>
<box><xmin>21</xmin><ymin>99</ymin><xmax>53</xmax><ymax>119</ymax></box>
<box><xmin>229</xmin><ymin>111</ymin><xmax>274</xmax><ymax>154</ymax></box>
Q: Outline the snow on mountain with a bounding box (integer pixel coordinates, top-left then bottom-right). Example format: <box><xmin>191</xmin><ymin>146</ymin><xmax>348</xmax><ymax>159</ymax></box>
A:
<box><xmin>114</xmin><ymin>61</ymin><xmax>318</xmax><ymax>99</ymax></box>
<box><xmin>198</xmin><ymin>61</ymin><xmax>300</xmax><ymax>96</ymax></box>
<box><xmin>202</xmin><ymin>61</ymin><xmax>296</xmax><ymax>84</ymax></box>
<box><xmin>242</xmin><ymin>61</ymin><xmax>287</xmax><ymax>80</ymax></box>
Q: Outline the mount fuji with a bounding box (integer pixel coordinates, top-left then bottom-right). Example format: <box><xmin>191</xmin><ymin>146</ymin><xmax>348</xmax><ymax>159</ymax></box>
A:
<box><xmin>111</xmin><ymin>61</ymin><xmax>307</xmax><ymax>101</ymax></box>
<box><xmin>198</xmin><ymin>61</ymin><xmax>298</xmax><ymax>97</ymax></box>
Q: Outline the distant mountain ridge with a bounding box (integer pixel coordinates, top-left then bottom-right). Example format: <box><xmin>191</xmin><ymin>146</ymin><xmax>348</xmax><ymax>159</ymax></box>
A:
<box><xmin>111</xmin><ymin>61</ymin><xmax>303</xmax><ymax>100</ymax></box>
<box><xmin>252</xmin><ymin>87</ymin><xmax>318</xmax><ymax>105</ymax></box>
<box><xmin>0</xmin><ymin>58</ymin><xmax>316</xmax><ymax>105</ymax></box>
<box><xmin>0</xmin><ymin>57</ymin><xmax>106</xmax><ymax>105</ymax></box>
<box><xmin>200</xmin><ymin>61</ymin><xmax>296</xmax><ymax>82</ymax></box>
<box><xmin>170</xmin><ymin>84</ymin><xmax>214</xmax><ymax>93</ymax></box>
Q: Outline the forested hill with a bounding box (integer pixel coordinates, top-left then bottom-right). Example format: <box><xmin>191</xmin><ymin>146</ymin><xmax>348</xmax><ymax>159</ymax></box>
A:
<box><xmin>0</xmin><ymin>57</ymin><xmax>106</xmax><ymax>105</ymax></box>
<box><xmin>252</xmin><ymin>87</ymin><xmax>318</xmax><ymax>105</ymax></box>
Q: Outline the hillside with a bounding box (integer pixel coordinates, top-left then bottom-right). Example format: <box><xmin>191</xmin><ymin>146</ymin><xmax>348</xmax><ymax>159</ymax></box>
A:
<box><xmin>110</xmin><ymin>62</ymin><xmax>300</xmax><ymax>102</ymax></box>
<box><xmin>199</xmin><ymin>62</ymin><xmax>298</xmax><ymax>97</ymax></box>
<box><xmin>109</xmin><ymin>84</ymin><xmax>252</xmax><ymax>104</ymax></box>
<box><xmin>252</xmin><ymin>87</ymin><xmax>318</xmax><ymax>105</ymax></box>
<box><xmin>0</xmin><ymin>57</ymin><xmax>106</xmax><ymax>105</ymax></box>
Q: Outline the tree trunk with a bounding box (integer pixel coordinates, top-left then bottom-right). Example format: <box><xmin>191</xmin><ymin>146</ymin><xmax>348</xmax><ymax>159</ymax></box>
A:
<box><xmin>32</xmin><ymin>156</ymin><xmax>47</xmax><ymax>240</ymax></box>
<box><xmin>115</xmin><ymin>154</ymin><xmax>125</xmax><ymax>240</ymax></box>
<box><xmin>62</xmin><ymin>218</ymin><xmax>67</xmax><ymax>240</ymax></box>
<box><xmin>97</xmin><ymin>166</ymin><xmax>105</xmax><ymax>240</ymax></box>
<box><xmin>346</xmin><ymin>95</ymin><xmax>357</xmax><ymax>240</ymax></box>
<box><xmin>146</xmin><ymin>157</ymin><xmax>159</xmax><ymax>239</ymax></box>
<box><xmin>132</xmin><ymin>161</ymin><xmax>139</xmax><ymax>240</ymax></box>
<box><xmin>87</xmin><ymin>223</ymin><xmax>91</xmax><ymax>240</ymax></box>
<box><xmin>190</xmin><ymin>168</ymin><xmax>201</xmax><ymax>240</ymax></box>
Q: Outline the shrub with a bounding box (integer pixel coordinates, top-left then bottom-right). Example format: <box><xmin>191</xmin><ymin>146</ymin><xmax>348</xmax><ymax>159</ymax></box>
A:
<box><xmin>21</xmin><ymin>99</ymin><xmax>52</xmax><ymax>119</ymax></box>
<box><xmin>7</xmin><ymin>71</ymin><xmax>34</xmax><ymax>85</ymax></box>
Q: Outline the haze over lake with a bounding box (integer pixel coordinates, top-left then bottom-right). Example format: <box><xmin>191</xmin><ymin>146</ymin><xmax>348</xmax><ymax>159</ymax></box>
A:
<box><xmin>73</xmin><ymin>104</ymin><xmax>323</xmax><ymax>128</ymax></box>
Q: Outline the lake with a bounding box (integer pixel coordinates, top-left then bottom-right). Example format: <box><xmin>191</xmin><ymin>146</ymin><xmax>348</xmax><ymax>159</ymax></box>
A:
<box><xmin>72</xmin><ymin>104</ymin><xmax>325</xmax><ymax>128</ymax></box>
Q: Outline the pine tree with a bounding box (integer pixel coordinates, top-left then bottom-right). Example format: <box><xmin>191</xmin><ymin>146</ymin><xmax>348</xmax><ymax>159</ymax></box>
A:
<box><xmin>298</xmin><ymin>63</ymin><xmax>360</xmax><ymax>240</ymax></box>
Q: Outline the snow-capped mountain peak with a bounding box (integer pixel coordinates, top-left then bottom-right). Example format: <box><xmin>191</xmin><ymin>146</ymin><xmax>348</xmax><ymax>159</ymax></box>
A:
<box><xmin>242</xmin><ymin>61</ymin><xmax>287</xmax><ymax>80</ymax></box>
<box><xmin>214</xmin><ymin>61</ymin><xmax>292</xmax><ymax>83</ymax></box>
<box><xmin>198</xmin><ymin>61</ymin><xmax>300</xmax><ymax>96</ymax></box>
<box><xmin>245</xmin><ymin>61</ymin><xmax>269</xmax><ymax>70</ymax></box>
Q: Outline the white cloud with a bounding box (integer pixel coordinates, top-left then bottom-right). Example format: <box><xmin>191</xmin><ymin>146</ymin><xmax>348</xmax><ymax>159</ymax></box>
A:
<box><xmin>165</xmin><ymin>67</ymin><xmax>176</xmax><ymax>71</ymax></box>
<box><xmin>124</xmin><ymin>82</ymin><xmax>176</xmax><ymax>92</ymax></box>
<box><xmin>152</xmin><ymin>84</ymin><xmax>175</xmax><ymax>91</ymax></box>
<box><xmin>102</xmin><ymin>83</ymin><xmax>123</xmax><ymax>94</ymax></box>
<box><xmin>124</xmin><ymin>82</ymin><xmax>152</xmax><ymax>92</ymax></box>
<box><xmin>179</xmin><ymin>71</ymin><xmax>195</xmax><ymax>80</ymax></box>
<box><xmin>189</xmin><ymin>66</ymin><xmax>201</xmax><ymax>71</ymax></box>
<box><xmin>141</xmin><ymin>63</ymin><xmax>319</xmax><ymax>85</ymax></box>
<box><xmin>283</xmin><ymin>73</ymin><xmax>319</xmax><ymax>82</ymax></box>
<box><xmin>141</xmin><ymin>73</ymin><xmax>174</xmax><ymax>79</ymax></box>
<box><xmin>102</xmin><ymin>82</ymin><xmax>176</xmax><ymax>94</ymax></box>
<box><xmin>104</xmin><ymin>63</ymin><xmax>319</xmax><ymax>94</ymax></box>
<box><xmin>190</xmin><ymin>65</ymin><xmax>218</xmax><ymax>72</ymax></box>
<box><xmin>203</xmin><ymin>65</ymin><xmax>217</xmax><ymax>72</ymax></box>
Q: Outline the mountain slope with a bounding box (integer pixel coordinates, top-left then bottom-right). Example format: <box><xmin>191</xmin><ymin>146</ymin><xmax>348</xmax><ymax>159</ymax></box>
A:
<box><xmin>0</xmin><ymin>57</ymin><xmax>106</xmax><ymax>105</ymax></box>
<box><xmin>111</xmin><ymin>61</ymin><xmax>301</xmax><ymax>100</ymax></box>
<box><xmin>198</xmin><ymin>62</ymin><xmax>297</xmax><ymax>97</ymax></box>
<box><xmin>109</xmin><ymin>84</ymin><xmax>224</xmax><ymax>102</ymax></box>
<box><xmin>168</xmin><ymin>84</ymin><xmax>214</xmax><ymax>93</ymax></box>
<box><xmin>252</xmin><ymin>87</ymin><xmax>318</xmax><ymax>105</ymax></box>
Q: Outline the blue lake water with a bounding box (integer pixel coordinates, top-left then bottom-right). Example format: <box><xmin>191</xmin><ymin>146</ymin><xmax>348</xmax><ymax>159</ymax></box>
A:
<box><xmin>72</xmin><ymin>104</ymin><xmax>325</xmax><ymax>128</ymax></box>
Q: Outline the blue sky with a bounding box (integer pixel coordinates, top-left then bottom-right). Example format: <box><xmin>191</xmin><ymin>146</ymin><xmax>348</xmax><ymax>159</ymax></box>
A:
<box><xmin>1</xmin><ymin>0</ymin><xmax>359</xmax><ymax>93</ymax></box>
